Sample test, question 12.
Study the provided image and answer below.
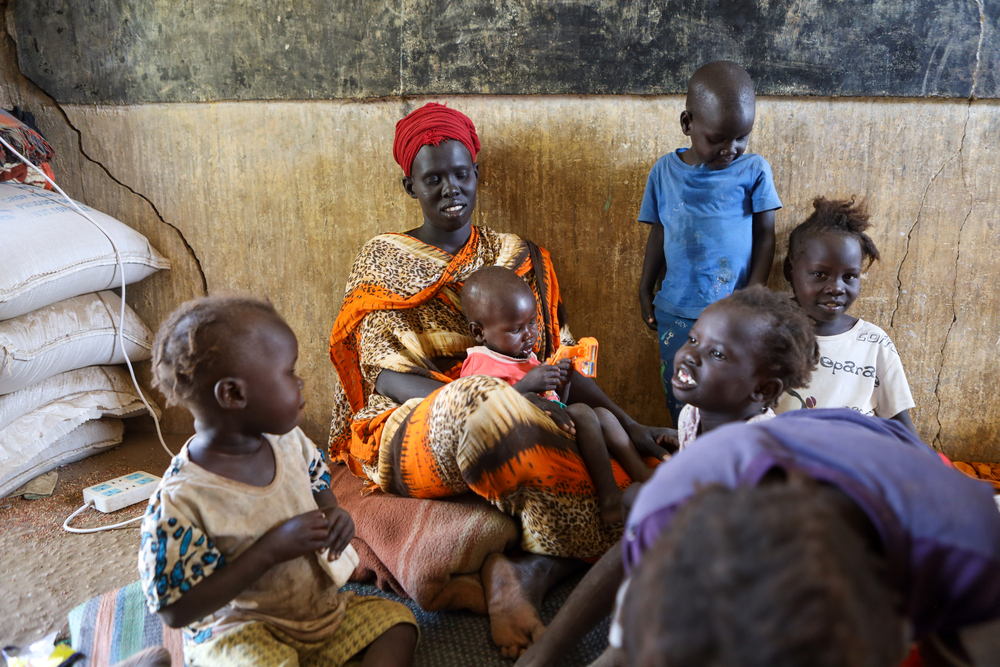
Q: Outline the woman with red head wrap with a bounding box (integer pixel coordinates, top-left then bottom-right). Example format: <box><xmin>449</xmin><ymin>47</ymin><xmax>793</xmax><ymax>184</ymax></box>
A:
<box><xmin>329</xmin><ymin>103</ymin><xmax>672</xmax><ymax>658</ymax></box>
<box><xmin>392</xmin><ymin>102</ymin><xmax>480</xmax><ymax>177</ymax></box>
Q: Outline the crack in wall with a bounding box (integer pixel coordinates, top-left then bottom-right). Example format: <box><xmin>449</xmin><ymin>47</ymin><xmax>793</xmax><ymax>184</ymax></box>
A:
<box><xmin>45</xmin><ymin>103</ymin><xmax>209</xmax><ymax>295</ymax></box>
<box><xmin>1</xmin><ymin>7</ymin><xmax>208</xmax><ymax>296</ymax></box>
<box><xmin>928</xmin><ymin>99</ymin><xmax>975</xmax><ymax>449</ymax></box>
<box><xmin>889</xmin><ymin>153</ymin><xmax>959</xmax><ymax>328</ymax></box>
<box><xmin>888</xmin><ymin>0</ymin><xmax>983</xmax><ymax>449</ymax></box>
<box><xmin>397</xmin><ymin>0</ymin><xmax>405</xmax><ymax>96</ymax></box>
<box><xmin>933</xmin><ymin>209</ymin><xmax>972</xmax><ymax>448</ymax></box>
<box><xmin>890</xmin><ymin>92</ymin><xmax>977</xmax><ymax>333</ymax></box>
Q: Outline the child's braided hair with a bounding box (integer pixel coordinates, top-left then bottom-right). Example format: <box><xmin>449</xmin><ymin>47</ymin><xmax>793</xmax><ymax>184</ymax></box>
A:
<box><xmin>787</xmin><ymin>197</ymin><xmax>881</xmax><ymax>270</ymax></box>
<box><xmin>151</xmin><ymin>294</ymin><xmax>279</xmax><ymax>407</ymax></box>
<box><xmin>726</xmin><ymin>285</ymin><xmax>819</xmax><ymax>396</ymax></box>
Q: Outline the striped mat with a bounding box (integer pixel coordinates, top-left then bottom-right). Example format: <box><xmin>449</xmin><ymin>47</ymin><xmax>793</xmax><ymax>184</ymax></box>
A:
<box><xmin>69</xmin><ymin>576</ymin><xmax>608</xmax><ymax>667</ymax></box>
<box><xmin>68</xmin><ymin>582</ymin><xmax>183</xmax><ymax>667</ymax></box>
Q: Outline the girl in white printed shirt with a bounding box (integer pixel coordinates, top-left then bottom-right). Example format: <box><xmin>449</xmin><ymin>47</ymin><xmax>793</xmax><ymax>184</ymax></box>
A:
<box><xmin>777</xmin><ymin>197</ymin><xmax>916</xmax><ymax>432</ymax></box>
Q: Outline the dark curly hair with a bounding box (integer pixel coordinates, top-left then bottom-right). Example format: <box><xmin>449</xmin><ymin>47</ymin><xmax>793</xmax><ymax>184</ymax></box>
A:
<box><xmin>786</xmin><ymin>197</ymin><xmax>881</xmax><ymax>270</ymax></box>
<box><xmin>722</xmin><ymin>285</ymin><xmax>819</xmax><ymax>395</ymax></box>
<box><xmin>622</xmin><ymin>483</ymin><xmax>905</xmax><ymax>667</ymax></box>
<box><xmin>151</xmin><ymin>294</ymin><xmax>281</xmax><ymax>407</ymax></box>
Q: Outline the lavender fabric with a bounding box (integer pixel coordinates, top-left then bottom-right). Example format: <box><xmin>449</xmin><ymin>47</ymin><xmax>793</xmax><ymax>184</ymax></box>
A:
<box><xmin>624</xmin><ymin>408</ymin><xmax>1000</xmax><ymax>638</ymax></box>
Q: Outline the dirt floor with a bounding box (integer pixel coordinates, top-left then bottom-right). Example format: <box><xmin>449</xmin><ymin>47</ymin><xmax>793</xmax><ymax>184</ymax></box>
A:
<box><xmin>0</xmin><ymin>428</ymin><xmax>186</xmax><ymax>649</ymax></box>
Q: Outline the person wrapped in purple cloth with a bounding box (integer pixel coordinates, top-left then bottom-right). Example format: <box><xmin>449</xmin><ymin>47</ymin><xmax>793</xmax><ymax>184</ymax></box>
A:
<box><xmin>516</xmin><ymin>409</ymin><xmax>1000</xmax><ymax>667</ymax></box>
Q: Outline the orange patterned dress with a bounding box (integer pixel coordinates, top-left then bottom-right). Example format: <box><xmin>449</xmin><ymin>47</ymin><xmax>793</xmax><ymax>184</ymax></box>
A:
<box><xmin>329</xmin><ymin>226</ymin><xmax>627</xmax><ymax>557</ymax></box>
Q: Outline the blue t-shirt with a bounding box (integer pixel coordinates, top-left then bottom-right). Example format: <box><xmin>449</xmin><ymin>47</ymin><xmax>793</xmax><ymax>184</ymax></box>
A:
<box><xmin>624</xmin><ymin>409</ymin><xmax>1000</xmax><ymax>639</ymax></box>
<box><xmin>638</xmin><ymin>149</ymin><xmax>782</xmax><ymax>319</ymax></box>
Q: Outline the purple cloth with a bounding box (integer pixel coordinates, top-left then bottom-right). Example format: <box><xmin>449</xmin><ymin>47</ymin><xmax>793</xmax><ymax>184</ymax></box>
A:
<box><xmin>624</xmin><ymin>408</ymin><xmax>1000</xmax><ymax>638</ymax></box>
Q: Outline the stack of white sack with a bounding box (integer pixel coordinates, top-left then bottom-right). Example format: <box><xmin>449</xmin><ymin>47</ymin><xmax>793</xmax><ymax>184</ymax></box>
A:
<box><xmin>0</xmin><ymin>182</ymin><xmax>171</xmax><ymax>497</ymax></box>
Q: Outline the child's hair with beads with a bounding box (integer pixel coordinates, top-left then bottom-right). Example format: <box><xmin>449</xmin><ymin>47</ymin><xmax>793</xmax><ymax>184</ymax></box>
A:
<box><xmin>786</xmin><ymin>197</ymin><xmax>881</xmax><ymax>270</ymax></box>
<box><xmin>151</xmin><ymin>294</ymin><xmax>279</xmax><ymax>407</ymax></box>
<box><xmin>725</xmin><ymin>285</ymin><xmax>819</xmax><ymax>397</ymax></box>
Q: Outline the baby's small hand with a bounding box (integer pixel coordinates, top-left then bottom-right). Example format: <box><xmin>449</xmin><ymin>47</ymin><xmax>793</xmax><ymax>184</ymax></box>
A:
<box><xmin>257</xmin><ymin>510</ymin><xmax>328</xmax><ymax>566</ymax></box>
<box><xmin>514</xmin><ymin>363</ymin><xmax>563</xmax><ymax>394</ymax></box>
<box><xmin>320</xmin><ymin>507</ymin><xmax>355</xmax><ymax>559</ymax></box>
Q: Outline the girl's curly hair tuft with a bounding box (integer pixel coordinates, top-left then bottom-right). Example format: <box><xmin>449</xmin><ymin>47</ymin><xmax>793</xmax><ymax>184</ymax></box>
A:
<box><xmin>787</xmin><ymin>197</ymin><xmax>881</xmax><ymax>270</ymax></box>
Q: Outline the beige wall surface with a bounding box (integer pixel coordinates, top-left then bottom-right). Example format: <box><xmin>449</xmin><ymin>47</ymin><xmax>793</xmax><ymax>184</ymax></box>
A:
<box><xmin>5</xmin><ymin>87</ymin><xmax>998</xmax><ymax>459</ymax></box>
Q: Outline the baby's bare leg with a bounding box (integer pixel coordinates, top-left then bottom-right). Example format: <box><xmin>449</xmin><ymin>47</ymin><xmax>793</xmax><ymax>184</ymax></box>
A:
<box><xmin>564</xmin><ymin>403</ymin><xmax>624</xmax><ymax>524</ymax></box>
<box><xmin>594</xmin><ymin>407</ymin><xmax>654</xmax><ymax>483</ymax></box>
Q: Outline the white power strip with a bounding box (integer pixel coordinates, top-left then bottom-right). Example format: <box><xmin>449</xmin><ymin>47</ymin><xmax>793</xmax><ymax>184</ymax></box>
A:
<box><xmin>83</xmin><ymin>471</ymin><xmax>161</xmax><ymax>513</ymax></box>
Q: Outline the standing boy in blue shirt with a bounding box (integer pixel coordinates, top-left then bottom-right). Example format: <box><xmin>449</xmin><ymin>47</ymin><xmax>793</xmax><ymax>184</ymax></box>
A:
<box><xmin>638</xmin><ymin>61</ymin><xmax>782</xmax><ymax>424</ymax></box>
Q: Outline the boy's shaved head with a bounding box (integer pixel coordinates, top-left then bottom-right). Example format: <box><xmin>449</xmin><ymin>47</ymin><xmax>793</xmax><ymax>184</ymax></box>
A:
<box><xmin>686</xmin><ymin>61</ymin><xmax>756</xmax><ymax>126</ymax></box>
<box><xmin>461</xmin><ymin>265</ymin><xmax>534</xmax><ymax>323</ymax></box>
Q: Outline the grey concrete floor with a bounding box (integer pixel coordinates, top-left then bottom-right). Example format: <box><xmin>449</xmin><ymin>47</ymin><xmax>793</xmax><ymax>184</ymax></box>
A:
<box><xmin>0</xmin><ymin>428</ymin><xmax>187</xmax><ymax>648</ymax></box>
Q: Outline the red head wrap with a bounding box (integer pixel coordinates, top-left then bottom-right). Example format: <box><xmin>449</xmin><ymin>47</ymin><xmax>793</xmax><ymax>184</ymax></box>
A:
<box><xmin>393</xmin><ymin>103</ymin><xmax>481</xmax><ymax>177</ymax></box>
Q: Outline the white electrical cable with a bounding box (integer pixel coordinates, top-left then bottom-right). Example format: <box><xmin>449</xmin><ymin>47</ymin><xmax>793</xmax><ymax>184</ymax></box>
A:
<box><xmin>0</xmin><ymin>133</ymin><xmax>175</xmax><ymax>533</ymax></box>
<box><xmin>62</xmin><ymin>500</ymin><xmax>144</xmax><ymax>533</ymax></box>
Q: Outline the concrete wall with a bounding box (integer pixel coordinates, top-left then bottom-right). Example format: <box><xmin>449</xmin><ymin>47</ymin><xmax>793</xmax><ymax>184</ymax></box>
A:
<box><xmin>3</xmin><ymin>13</ymin><xmax>998</xmax><ymax>461</ymax></box>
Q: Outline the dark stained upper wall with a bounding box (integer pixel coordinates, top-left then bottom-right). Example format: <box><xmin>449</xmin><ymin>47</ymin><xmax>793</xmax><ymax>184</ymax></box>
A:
<box><xmin>13</xmin><ymin>0</ymin><xmax>999</xmax><ymax>102</ymax></box>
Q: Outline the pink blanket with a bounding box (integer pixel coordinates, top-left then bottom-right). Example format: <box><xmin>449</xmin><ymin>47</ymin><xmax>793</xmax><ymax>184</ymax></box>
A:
<box><xmin>330</xmin><ymin>464</ymin><xmax>519</xmax><ymax>613</ymax></box>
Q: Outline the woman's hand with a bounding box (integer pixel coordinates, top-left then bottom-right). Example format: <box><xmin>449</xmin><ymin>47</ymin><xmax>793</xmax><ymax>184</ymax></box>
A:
<box><xmin>524</xmin><ymin>393</ymin><xmax>576</xmax><ymax>436</ymax></box>
<box><xmin>320</xmin><ymin>507</ymin><xmax>356</xmax><ymax>560</ymax></box>
<box><xmin>255</xmin><ymin>510</ymin><xmax>330</xmax><ymax>566</ymax></box>
<box><xmin>513</xmin><ymin>360</ymin><xmax>571</xmax><ymax>394</ymax></box>
<box><xmin>624</xmin><ymin>422</ymin><xmax>677</xmax><ymax>460</ymax></box>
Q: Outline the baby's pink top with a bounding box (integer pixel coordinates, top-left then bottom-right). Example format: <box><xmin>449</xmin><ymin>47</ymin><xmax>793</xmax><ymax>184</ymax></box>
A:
<box><xmin>460</xmin><ymin>346</ymin><xmax>559</xmax><ymax>401</ymax></box>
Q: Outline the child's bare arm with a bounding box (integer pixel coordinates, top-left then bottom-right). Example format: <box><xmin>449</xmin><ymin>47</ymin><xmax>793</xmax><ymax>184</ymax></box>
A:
<box><xmin>747</xmin><ymin>209</ymin><xmax>777</xmax><ymax>286</ymax></box>
<box><xmin>890</xmin><ymin>409</ymin><xmax>917</xmax><ymax>434</ymax></box>
<box><xmin>638</xmin><ymin>225</ymin><xmax>665</xmax><ymax>330</ymax></box>
<box><xmin>158</xmin><ymin>510</ymin><xmax>329</xmax><ymax>628</ymax></box>
<box><xmin>314</xmin><ymin>488</ymin><xmax>355</xmax><ymax>559</ymax></box>
<box><xmin>375</xmin><ymin>368</ymin><xmax>447</xmax><ymax>403</ymax></box>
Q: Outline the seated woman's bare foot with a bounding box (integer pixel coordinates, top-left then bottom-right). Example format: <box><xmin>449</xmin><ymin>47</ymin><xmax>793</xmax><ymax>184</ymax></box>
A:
<box><xmin>482</xmin><ymin>552</ymin><xmax>547</xmax><ymax>659</ymax></box>
<box><xmin>600</xmin><ymin>489</ymin><xmax>625</xmax><ymax>525</ymax></box>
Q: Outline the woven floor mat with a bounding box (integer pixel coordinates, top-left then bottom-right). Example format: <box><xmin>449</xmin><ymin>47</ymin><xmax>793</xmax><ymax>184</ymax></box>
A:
<box><xmin>344</xmin><ymin>573</ymin><xmax>609</xmax><ymax>667</ymax></box>
<box><xmin>69</xmin><ymin>575</ymin><xmax>608</xmax><ymax>667</ymax></box>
